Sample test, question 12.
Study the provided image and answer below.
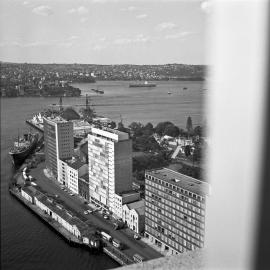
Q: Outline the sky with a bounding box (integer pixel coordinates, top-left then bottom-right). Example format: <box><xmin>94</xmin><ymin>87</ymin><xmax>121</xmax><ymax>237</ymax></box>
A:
<box><xmin>0</xmin><ymin>0</ymin><xmax>209</xmax><ymax>65</ymax></box>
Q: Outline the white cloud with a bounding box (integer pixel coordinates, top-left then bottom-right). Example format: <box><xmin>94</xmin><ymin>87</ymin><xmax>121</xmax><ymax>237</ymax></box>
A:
<box><xmin>113</xmin><ymin>34</ymin><xmax>149</xmax><ymax>45</ymax></box>
<box><xmin>68</xmin><ymin>6</ymin><xmax>89</xmax><ymax>15</ymax></box>
<box><xmin>136</xmin><ymin>14</ymin><xmax>147</xmax><ymax>19</ymax></box>
<box><xmin>92</xmin><ymin>44</ymin><xmax>106</xmax><ymax>51</ymax></box>
<box><xmin>78</xmin><ymin>6</ymin><xmax>89</xmax><ymax>15</ymax></box>
<box><xmin>32</xmin><ymin>6</ymin><xmax>53</xmax><ymax>16</ymax></box>
<box><xmin>68</xmin><ymin>35</ymin><xmax>79</xmax><ymax>40</ymax></box>
<box><xmin>164</xmin><ymin>31</ymin><xmax>194</xmax><ymax>40</ymax></box>
<box><xmin>200</xmin><ymin>0</ymin><xmax>212</xmax><ymax>13</ymax></box>
<box><xmin>80</xmin><ymin>17</ymin><xmax>88</xmax><ymax>23</ymax></box>
<box><xmin>156</xmin><ymin>22</ymin><xmax>177</xmax><ymax>31</ymax></box>
<box><xmin>120</xmin><ymin>6</ymin><xmax>138</xmax><ymax>12</ymax></box>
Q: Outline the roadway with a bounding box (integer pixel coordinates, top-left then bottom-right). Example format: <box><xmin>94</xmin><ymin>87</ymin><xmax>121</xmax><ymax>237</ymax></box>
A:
<box><xmin>30</xmin><ymin>163</ymin><xmax>162</xmax><ymax>261</ymax></box>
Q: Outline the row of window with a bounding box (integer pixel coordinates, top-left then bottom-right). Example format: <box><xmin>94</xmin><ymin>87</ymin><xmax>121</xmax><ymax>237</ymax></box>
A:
<box><xmin>145</xmin><ymin>176</ymin><xmax>205</xmax><ymax>203</ymax></box>
<box><xmin>145</xmin><ymin>179</ymin><xmax>205</xmax><ymax>207</ymax></box>
<box><xmin>145</xmin><ymin>193</ymin><xmax>205</xmax><ymax>223</ymax></box>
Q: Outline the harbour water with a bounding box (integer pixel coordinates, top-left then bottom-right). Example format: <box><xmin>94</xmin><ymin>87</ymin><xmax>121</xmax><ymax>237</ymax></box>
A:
<box><xmin>1</xmin><ymin>80</ymin><xmax>205</xmax><ymax>270</ymax></box>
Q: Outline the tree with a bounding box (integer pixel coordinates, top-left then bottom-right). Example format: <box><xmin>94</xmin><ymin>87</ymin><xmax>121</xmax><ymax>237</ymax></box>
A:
<box><xmin>155</xmin><ymin>121</ymin><xmax>174</xmax><ymax>136</ymax></box>
<box><xmin>143</xmin><ymin>122</ymin><xmax>154</xmax><ymax>136</ymax></box>
<box><xmin>109</xmin><ymin>121</ymin><xmax>116</xmax><ymax>129</ymax></box>
<box><xmin>164</xmin><ymin>125</ymin><xmax>180</xmax><ymax>137</ymax></box>
<box><xmin>186</xmin><ymin>116</ymin><xmax>193</xmax><ymax>136</ymax></box>
<box><xmin>128</xmin><ymin>122</ymin><xmax>143</xmax><ymax>137</ymax></box>
<box><xmin>193</xmin><ymin>126</ymin><xmax>202</xmax><ymax>137</ymax></box>
<box><xmin>118</xmin><ymin>121</ymin><xmax>127</xmax><ymax>132</ymax></box>
<box><xmin>184</xmin><ymin>145</ymin><xmax>191</xmax><ymax>157</ymax></box>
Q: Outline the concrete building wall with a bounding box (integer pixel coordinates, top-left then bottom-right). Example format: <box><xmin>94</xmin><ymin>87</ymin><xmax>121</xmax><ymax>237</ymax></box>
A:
<box><xmin>144</xmin><ymin>171</ymin><xmax>207</xmax><ymax>255</ymax></box>
<box><xmin>114</xmin><ymin>140</ymin><xmax>132</xmax><ymax>194</ymax></box>
<box><xmin>21</xmin><ymin>190</ymin><xmax>33</xmax><ymax>204</ymax></box>
<box><xmin>58</xmin><ymin>159</ymin><xmax>67</xmax><ymax>185</ymax></box>
<box><xmin>88</xmin><ymin>128</ymin><xmax>132</xmax><ymax>211</ymax></box>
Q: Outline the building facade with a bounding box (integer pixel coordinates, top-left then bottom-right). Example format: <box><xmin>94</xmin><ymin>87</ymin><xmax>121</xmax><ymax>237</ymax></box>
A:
<box><xmin>78</xmin><ymin>174</ymin><xmax>90</xmax><ymax>201</ymax></box>
<box><xmin>44</xmin><ymin>116</ymin><xmax>73</xmax><ymax>177</ymax></box>
<box><xmin>144</xmin><ymin>168</ymin><xmax>209</xmax><ymax>255</ymax></box>
<box><xmin>113</xmin><ymin>191</ymin><xmax>140</xmax><ymax>219</ymax></box>
<box><xmin>122</xmin><ymin>200</ymin><xmax>145</xmax><ymax>234</ymax></box>
<box><xmin>58</xmin><ymin>157</ymin><xmax>88</xmax><ymax>194</ymax></box>
<box><xmin>88</xmin><ymin>127</ymin><xmax>132</xmax><ymax>211</ymax></box>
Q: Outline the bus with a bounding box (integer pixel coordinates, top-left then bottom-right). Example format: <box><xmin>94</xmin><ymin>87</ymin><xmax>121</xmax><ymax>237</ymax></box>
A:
<box><xmin>133</xmin><ymin>253</ymin><xmax>144</xmax><ymax>263</ymax></box>
<box><xmin>101</xmin><ymin>231</ymin><xmax>112</xmax><ymax>242</ymax></box>
<box><xmin>112</xmin><ymin>238</ymin><xmax>123</xmax><ymax>250</ymax></box>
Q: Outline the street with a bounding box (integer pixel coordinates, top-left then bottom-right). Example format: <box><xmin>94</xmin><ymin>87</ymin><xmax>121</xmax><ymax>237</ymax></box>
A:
<box><xmin>30</xmin><ymin>162</ymin><xmax>162</xmax><ymax>261</ymax></box>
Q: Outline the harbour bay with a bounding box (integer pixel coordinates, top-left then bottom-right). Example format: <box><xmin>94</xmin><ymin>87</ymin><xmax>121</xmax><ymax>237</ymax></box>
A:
<box><xmin>1</xmin><ymin>80</ymin><xmax>205</xmax><ymax>270</ymax></box>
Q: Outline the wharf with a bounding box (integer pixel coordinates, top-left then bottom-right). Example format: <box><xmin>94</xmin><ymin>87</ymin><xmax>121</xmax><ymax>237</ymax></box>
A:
<box><xmin>103</xmin><ymin>245</ymin><xmax>134</xmax><ymax>266</ymax></box>
<box><xmin>26</xmin><ymin>119</ymin><xmax>44</xmax><ymax>133</ymax></box>
<box><xmin>9</xmin><ymin>187</ymin><xmax>83</xmax><ymax>246</ymax></box>
<box><xmin>9</xmin><ymin>185</ymin><xmax>134</xmax><ymax>266</ymax></box>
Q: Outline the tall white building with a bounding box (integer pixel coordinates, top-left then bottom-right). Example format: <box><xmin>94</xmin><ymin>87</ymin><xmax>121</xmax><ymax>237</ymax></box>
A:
<box><xmin>44</xmin><ymin>116</ymin><xmax>74</xmax><ymax>177</ymax></box>
<box><xmin>88</xmin><ymin>127</ymin><xmax>132</xmax><ymax>211</ymax></box>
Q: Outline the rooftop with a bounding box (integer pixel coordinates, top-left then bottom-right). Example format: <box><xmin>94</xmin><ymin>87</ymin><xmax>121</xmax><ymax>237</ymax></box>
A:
<box><xmin>126</xmin><ymin>199</ymin><xmax>145</xmax><ymax>210</ymax></box>
<box><xmin>146</xmin><ymin>168</ymin><xmax>210</xmax><ymax>196</ymax></box>
<box><xmin>79</xmin><ymin>173</ymin><xmax>89</xmax><ymax>183</ymax></box>
<box><xmin>91</xmin><ymin>127</ymin><xmax>129</xmax><ymax>141</ymax></box>
<box><xmin>65</xmin><ymin>158</ymin><xmax>86</xmax><ymax>170</ymax></box>
<box><xmin>116</xmin><ymin>190</ymin><xmax>140</xmax><ymax>197</ymax></box>
<box><xmin>44</xmin><ymin>115</ymin><xmax>68</xmax><ymax>124</ymax></box>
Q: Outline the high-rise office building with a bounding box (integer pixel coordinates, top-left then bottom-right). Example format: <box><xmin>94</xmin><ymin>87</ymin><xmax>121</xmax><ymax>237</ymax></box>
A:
<box><xmin>44</xmin><ymin>116</ymin><xmax>74</xmax><ymax>177</ymax></box>
<box><xmin>145</xmin><ymin>168</ymin><xmax>209</xmax><ymax>255</ymax></box>
<box><xmin>88</xmin><ymin>127</ymin><xmax>132</xmax><ymax>211</ymax></box>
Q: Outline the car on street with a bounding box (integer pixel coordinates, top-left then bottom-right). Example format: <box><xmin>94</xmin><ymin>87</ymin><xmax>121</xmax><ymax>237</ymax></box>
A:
<box><xmin>103</xmin><ymin>215</ymin><xmax>109</xmax><ymax>220</ymax></box>
<box><xmin>134</xmin><ymin>234</ymin><xmax>141</xmax><ymax>240</ymax></box>
<box><xmin>84</xmin><ymin>210</ymin><xmax>89</xmax><ymax>215</ymax></box>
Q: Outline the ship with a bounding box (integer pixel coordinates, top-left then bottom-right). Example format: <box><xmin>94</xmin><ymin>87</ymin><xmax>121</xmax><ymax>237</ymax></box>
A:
<box><xmin>129</xmin><ymin>81</ymin><xmax>156</xmax><ymax>88</ymax></box>
<box><xmin>91</xmin><ymin>87</ymin><xmax>104</xmax><ymax>94</ymax></box>
<box><xmin>9</xmin><ymin>133</ymin><xmax>39</xmax><ymax>166</ymax></box>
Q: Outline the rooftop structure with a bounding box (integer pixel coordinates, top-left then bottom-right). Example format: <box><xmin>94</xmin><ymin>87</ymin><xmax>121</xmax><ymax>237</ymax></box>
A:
<box><xmin>146</xmin><ymin>168</ymin><xmax>210</xmax><ymax>197</ymax></box>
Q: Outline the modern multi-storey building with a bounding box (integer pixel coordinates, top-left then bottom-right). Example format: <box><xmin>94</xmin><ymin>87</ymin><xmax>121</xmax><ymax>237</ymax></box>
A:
<box><xmin>44</xmin><ymin>116</ymin><xmax>74</xmax><ymax>177</ymax></box>
<box><xmin>145</xmin><ymin>168</ymin><xmax>210</xmax><ymax>255</ymax></box>
<box><xmin>88</xmin><ymin>127</ymin><xmax>132</xmax><ymax>211</ymax></box>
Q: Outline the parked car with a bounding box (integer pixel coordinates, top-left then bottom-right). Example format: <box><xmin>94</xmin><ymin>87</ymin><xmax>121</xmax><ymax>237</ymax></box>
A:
<box><xmin>104</xmin><ymin>215</ymin><xmax>109</xmax><ymax>220</ymax></box>
<box><xmin>84</xmin><ymin>211</ymin><xmax>89</xmax><ymax>215</ymax></box>
<box><xmin>134</xmin><ymin>234</ymin><xmax>141</xmax><ymax>240</ymax></box>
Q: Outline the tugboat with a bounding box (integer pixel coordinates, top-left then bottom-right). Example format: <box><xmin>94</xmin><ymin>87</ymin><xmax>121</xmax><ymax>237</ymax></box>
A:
<box><xmin>9</xmin><ymin>132</ymin><xmax>39</xmax><ymax>166</ymax></box>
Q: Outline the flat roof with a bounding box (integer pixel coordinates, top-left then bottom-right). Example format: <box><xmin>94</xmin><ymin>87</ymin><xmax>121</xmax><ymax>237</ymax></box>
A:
<box><xmin>79</xmin><ymin>173</ymin><xmax>89</xmax><ymax>183</ymax></box>
<box><xmin>116</xmin><ymin>190</ymin><xmax>139</xmax><ymax>197</ymax></box>
<box><xmin>90</xmin><ymin>127</ymin><xmax>129</xmax><ymax>141</ymax></box>
<box><xmin>126</xmin><ymin>199</ymin><xmax>144</xmax><ymax>210</ymax></box>
<box><xmin>146</xmin><ymin>168</ymin><xmax>210</xmax><ymax>196</ymax></box>
<box><xmin>65</xmin><ymin>158</ymin><xmax>86</xmax><ymax>170</ymax></box>
<box><xmin>44</xmin><ymin>116</ymin><xmax>68</xmax><ymax>123</ymax></box>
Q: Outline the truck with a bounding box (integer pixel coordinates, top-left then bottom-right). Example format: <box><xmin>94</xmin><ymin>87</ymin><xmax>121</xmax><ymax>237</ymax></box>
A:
<box><xmin>101</xmin><ymin>231</ymin><xmax>112</xmax><ymax>242</ymax></box>
<box><xmin>112</xmin><ymin>238</ymin><xmax>123</xmax><ymax>250</ymax></box>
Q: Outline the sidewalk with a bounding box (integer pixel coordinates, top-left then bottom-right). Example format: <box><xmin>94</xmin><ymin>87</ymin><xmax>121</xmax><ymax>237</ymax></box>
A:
<box><xmin>141</xmin><ymin>237</ymin><xmax>170</xmax><ymax>257</ymax></box>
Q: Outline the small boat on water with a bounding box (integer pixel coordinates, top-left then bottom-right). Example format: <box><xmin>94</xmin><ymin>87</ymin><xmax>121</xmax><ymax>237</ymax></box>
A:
<box><xmin>9</xmin><ymin>133</ymin><xmax>39</xmax><ymax>166</ymax></box>
<box><xmin>168</xmin><ymin>92</ymin><xmax>172</xmax><ymax>95</ymax></box>
<box><xmin>91</xmin><ymin>87</ymin><xmax>104</xmax><ymax>94</ymax></box>
<box><xmin>183</xmin><ymin>87</ymin><xmax>188</xmax><ymax>90</ymax></box>
<box><xmin>129</xmin><ymin>81</ymin><xmax>156</xmax><ymax>88</ymax></box>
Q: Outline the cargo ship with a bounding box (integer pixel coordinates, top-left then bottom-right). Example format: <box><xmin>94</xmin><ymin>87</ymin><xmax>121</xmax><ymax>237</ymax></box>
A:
<box><xmin>129</xmin><ymin>81</ymin><xmax>156</xmax><ymax>88</ymax></box>
<box><xmin>9</xmin><ymin>133</ymin><xmax>39</xmax><ymax>166</ymax></box>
